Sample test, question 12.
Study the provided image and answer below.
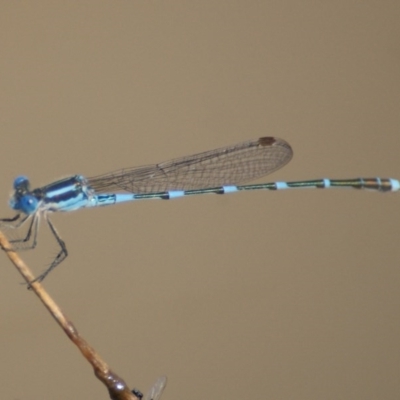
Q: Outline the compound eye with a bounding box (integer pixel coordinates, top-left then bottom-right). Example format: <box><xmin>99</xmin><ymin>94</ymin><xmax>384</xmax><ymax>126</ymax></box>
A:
<box><xmin>20</xmin><ymin>195</ymin><xmax>38</xmax><ymax>214</ymax></box>
<box><xmin>13</xmin><ymin>175</ymin><xmax>30</xmax><ymax>191</ymax></box>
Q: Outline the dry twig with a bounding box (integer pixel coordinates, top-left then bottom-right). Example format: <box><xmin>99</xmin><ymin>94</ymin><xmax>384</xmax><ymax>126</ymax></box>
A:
<box><xmin>0</xmin><ymin>229</ymin><xmax>166</xmax><ymax>400</ymax></box>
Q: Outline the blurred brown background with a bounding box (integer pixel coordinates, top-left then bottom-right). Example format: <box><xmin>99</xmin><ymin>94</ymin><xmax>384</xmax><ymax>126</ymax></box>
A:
<box><xmin>1</xmin><ymin>2</ymin><xmax>399</xmax><ymax>399</ymax></box>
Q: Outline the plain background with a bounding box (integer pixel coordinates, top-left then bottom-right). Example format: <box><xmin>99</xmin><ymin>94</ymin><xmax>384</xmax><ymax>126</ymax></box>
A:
<box><xmin>1</xmin><ymin>2</ymin><xmax>399</xmax><ymax>399</ymax></box>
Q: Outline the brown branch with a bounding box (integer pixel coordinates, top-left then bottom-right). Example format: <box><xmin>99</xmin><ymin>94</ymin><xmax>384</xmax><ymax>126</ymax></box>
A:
<box><xmin>0</xmin><ymin>229</ymin><xmax>146</xmax><ymax>400</ymax></box>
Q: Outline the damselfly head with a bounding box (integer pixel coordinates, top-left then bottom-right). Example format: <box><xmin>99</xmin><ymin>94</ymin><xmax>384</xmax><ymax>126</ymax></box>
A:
<box><xmin>9</xmin><ymin>176</ymin><xmax>39</xmax><ymax>214</ymax></box>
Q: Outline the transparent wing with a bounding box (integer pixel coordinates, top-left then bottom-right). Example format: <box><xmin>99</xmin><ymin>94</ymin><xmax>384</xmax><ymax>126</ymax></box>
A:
<box><xmin>145</xmin><ymin>376</ymin><xmax>167</xmax><ymax>400</ymax></box>
<box><xmin>88</xmin><ymin>137</ymin><xmax>293</xmax><ymax>194</ymax></box>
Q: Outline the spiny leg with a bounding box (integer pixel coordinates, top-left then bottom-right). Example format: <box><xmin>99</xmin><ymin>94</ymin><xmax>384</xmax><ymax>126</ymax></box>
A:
<box><xmin>0</xmin><ymin>213</ymin><xmax>33</xmax><ymax>231</ymax></box>
<box><xmin>31</xmin><ymin>214</ymin><xmax>68</xmax><ymax>283</ymax></box>
<box><xmin>8</xmin><ymin>214</ymin><xmax>40</xmax><ymax>250</ymax></box>
<box><xmin>0</xmin><ymin>213</ymin><xmax>40</xmax><ymax>252</ymax></box>
<box><xmin>0</xmin><ymin>213</ymin><xmax>22</xmax><ymax>225</ymax></box>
